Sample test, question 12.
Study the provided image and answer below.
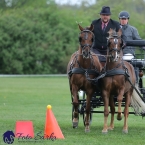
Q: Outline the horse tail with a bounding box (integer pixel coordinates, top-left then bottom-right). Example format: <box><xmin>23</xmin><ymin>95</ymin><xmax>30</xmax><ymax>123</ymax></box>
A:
<box><xmin>131</xmin><ymin>84</ymin><xmax>145</xmax><ymax>115</ymax></box>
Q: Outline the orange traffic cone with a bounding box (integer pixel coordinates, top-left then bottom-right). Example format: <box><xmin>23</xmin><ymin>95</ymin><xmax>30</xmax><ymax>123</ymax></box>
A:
<box><xmin>44</xmin><ymin>105</ymin><xmax>64</xmax><ymax>139</ymax></box>
<box><xmin>15</xmin><ymin>121</ymin><xmax>34</xmax><ymax>138</ymax></box>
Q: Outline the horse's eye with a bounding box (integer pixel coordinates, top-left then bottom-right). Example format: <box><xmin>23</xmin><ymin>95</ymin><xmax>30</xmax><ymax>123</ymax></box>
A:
<box><xmin>91</xmin><ymin>38</ymin><xmax>94</xmax><ymax>42</ymax></box>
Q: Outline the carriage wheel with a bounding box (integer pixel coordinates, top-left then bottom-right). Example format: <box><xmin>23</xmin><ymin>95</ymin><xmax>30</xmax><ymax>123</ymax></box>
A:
<box><xmin>82</xmin><ymin>107</ymin><xmax>93</xmax><ymax>126</ymax></box>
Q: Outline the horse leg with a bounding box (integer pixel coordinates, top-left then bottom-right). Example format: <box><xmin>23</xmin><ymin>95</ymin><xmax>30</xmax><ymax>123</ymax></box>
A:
<box><xmin>72</xmin><ymin>85</ymin><xmax>79</xmax><ymax>128</ymax></box>
<box><xmin>102</xmin><ymin>92</ymin><xmax>109</xmax><ymax>134</ymax></box>
<box><xmin>84</xmin><ymin>93</ymin><xmax>92</xmax><ymax>133</ymax></box>
<box><xmin>117</xmin><ymin>91</ymin><xmax>124</xmax><ymax>120</ymax></box>
<box><xmin>108</xmin><ymin>95</ymin><xmax>115</xmax><ymax>130</ymax></box>
<box><xmin>122</xmin><ymin>93</ymin><xmax>131</xmax><ymax>133</ymax></box>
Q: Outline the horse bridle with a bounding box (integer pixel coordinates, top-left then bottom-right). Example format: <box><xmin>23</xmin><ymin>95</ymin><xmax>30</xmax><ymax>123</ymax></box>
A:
<box><xmin>107</xmin><ymin>36</ymin><xmax>124</xmax><ymax>62</ymax></box>
<box><xmin>79</xmin><ymin>30</ymin><xmax>95</xmax><ymax>50</ymax></box>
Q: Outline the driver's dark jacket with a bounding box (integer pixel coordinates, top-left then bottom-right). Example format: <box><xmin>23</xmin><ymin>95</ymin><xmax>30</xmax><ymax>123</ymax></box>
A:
<box><xmin>91</xmin><ymin>18</ymin><xmax>120</xmax><ymax>51</ymax></box>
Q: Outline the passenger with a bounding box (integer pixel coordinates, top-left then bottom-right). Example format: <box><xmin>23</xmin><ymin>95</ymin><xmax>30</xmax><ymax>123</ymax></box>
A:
<box><xmin>118</xmin><ymin>11</ymin><xmax>142</xmax><ymax>60</ymax></box>
<box><xmin>118</xmin><ymin>11</ymin><xmax>143</xmax><ymax>83</ymax></box>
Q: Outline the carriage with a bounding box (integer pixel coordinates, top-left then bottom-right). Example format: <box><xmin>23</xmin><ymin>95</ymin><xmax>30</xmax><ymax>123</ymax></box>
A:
<box><xmin>67</xmin><ymin>24</ymin><xmax>145</xmax><ymax>133</ymax></box>
<box><xmin>76</xmin><ymin>49</ymin><xmax>145</xmax><ymax>124</ymax></box>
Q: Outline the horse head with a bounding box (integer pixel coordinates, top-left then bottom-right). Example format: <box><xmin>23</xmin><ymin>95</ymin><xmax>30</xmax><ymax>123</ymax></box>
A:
<box><xmin>78</xmin><ymin>24</ymin><xmax>94</xmax><ymax>58</ymax></box>
<box><xmin>107</xmin><ymin>28</ymin><xmax>125</xmax><ymax>62</ymax></box>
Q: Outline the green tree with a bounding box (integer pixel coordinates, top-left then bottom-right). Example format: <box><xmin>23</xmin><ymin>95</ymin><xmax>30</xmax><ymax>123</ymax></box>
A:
<box><xmin>0</xmin><ymin>0</ymin><xmax>145</xmax><ymax>74</ymax></box>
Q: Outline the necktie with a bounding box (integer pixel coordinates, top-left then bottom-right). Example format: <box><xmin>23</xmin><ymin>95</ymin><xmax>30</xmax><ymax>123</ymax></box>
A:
<box><xmin>102</xmin><ymin>24</ymin><xmax>106</xmax><ymax>32</ymax></box>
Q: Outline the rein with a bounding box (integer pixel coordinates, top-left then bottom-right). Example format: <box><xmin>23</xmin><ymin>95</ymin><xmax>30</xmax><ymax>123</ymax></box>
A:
<box><xmin>126</xmin><ymin>77</ymin><xmax>144</xmax><ymax>102</ymax></box>
<box><xmin>88</xmin><ymin>35</ymin><xmax>126</xmax><ymax>82</ymax></box>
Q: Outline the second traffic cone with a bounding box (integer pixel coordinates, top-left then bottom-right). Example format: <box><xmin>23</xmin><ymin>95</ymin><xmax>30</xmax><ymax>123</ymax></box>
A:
<box><xmin>44</xmin><ymin>105</ymin><xmax>64</xmax><ymax>139</ymax></box>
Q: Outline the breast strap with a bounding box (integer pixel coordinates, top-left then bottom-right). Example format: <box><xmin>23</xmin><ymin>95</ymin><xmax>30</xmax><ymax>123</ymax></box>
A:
<box><xmin>68</xmin><ymin>68</ymin><xmax>100</xmax><ymax>76</ymax></box>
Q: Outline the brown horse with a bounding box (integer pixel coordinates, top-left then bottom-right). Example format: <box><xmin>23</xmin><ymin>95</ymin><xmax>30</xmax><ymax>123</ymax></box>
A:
<box><xmin>67</xmin><ymin>24</ymin><xmax>102</xmax><ymax>132</ymax></box>
<box><xmin>101</xmin><ymin>28</ymin><xmax>145</xmax><ymax>134</ymax></box>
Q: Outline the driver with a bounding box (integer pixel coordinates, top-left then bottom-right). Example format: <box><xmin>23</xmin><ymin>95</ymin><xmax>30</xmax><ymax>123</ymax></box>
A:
<box><xmin>91</xmin><ymin>6</ymin><xmax>120</xmax><ymax>62</ymax></box>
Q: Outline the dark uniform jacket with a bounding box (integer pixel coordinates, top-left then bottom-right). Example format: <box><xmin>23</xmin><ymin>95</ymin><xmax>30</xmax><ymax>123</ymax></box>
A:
<box><xmin>91</xmin><ymin>18</ymin><xmax>120</xmax><ymax>51</ymax></box>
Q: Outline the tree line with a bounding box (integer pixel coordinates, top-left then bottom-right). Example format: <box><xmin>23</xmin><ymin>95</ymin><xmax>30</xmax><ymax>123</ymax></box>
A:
<box><xmin>0</xmin><ymin>0</ymin><xmax>145</xmax><ymax>74</ymax></box>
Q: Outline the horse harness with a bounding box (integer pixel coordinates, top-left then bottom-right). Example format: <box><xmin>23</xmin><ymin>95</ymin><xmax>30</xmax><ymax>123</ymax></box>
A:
<box><xmin>68</xmin><ymin>31</ymin><xmax>136</xmax><ymax>92</ymax></box>
<box><xmin>68</xmin><ymin>52</ymin><xmax>100</xmax><ymax>78</ymax></box>
<box><xmin>97</xmin><ymin>35</ymin><xmax>143</xmax><ymax>98</ymax></box>
<box><xmin>87</xmin><ymin>35</ymin><xmax>130</xmax><ymax>85</ymax></box>
<box><xmin>68</xmin><ymin>29</ymin><xmax>99</xmax><ymax>79</ymax></box>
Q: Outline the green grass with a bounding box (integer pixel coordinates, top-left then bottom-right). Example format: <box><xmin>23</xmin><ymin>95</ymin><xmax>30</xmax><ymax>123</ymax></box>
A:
<box><xmin>0</xmin><ymin>77</ymin><xmax>145</xmax><ymax>145</ymax></box>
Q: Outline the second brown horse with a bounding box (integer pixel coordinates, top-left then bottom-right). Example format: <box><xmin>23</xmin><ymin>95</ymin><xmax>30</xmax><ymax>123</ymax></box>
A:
<box><xmin>101</xmin><ymin>28</ymin><xmax>145</xmax><ymax>134</ymax></box>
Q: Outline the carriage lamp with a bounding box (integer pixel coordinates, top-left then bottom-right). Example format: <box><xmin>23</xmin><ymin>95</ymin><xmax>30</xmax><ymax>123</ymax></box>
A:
<box><xmin>139</xmin><ymin>70</ymin><xmax>144</xmax><ymax>77</ymax></box>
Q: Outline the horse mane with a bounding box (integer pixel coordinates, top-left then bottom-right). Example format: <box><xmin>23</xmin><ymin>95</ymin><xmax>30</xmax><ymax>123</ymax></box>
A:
<box><xmin>107</xmin><ymin>28</ymin><xmax>122</xmax><ymax>39</ymax></box>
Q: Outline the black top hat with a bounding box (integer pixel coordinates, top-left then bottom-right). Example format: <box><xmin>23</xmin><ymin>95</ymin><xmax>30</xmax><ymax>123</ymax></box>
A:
<box><xmin>100</xmin><ymin>6</ymin><xmax>111</xmax><ymax>15</ymax></box>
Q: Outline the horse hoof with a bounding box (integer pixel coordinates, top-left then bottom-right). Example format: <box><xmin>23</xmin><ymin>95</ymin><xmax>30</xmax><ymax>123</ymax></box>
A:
<box><xmin>117</xmin><ymin>115</ymin><xmax>122</xmax><ymax>121</ymax></box>
<box><xmin>85</xmin><ymin>129</ymin><xmax>90</xmax><ymax>133</ymax></box>
<box><xmin>72</xmin><ymin>122</ymin><xmax>78</xmax><ymax>128</ymax></box>
<box><xmin>85</xmin><ymin>125</ymin><xmax>90</xmax><ymax>133</ymax></box>
<box><xmin>108</xmin><ymin>127</ymin><xmax>114</xmax><ymax>131</ymax></box>
<box><xmin>122</xmin><ymin>129</ymin><xmax>128</xmax><ymax>134</ymax></box>
<box><xmin>117</xmin><ymin>117</ymin><xmax>122</xmax><ymax>121</ymax></box>
<box><xmin>102</xmin><ymin>129</ymin><xmax>108</xmax><ymax>134</ymax></box>
<box><xmin>117</xmin><ymin>113</ymin><xmax>123</xmax><ymax>121</ymax></box>
<box><xmin>73</xmin><ymin>126</ymin><xmax>77</xmax><ymax>129</ymax></box>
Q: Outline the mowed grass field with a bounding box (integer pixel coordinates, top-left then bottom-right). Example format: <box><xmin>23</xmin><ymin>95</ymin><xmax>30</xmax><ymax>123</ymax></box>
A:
<box><xmin>0</xmin><ymin>76</ymin><xmax>145</xmax><ymax>145</ymax></box>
